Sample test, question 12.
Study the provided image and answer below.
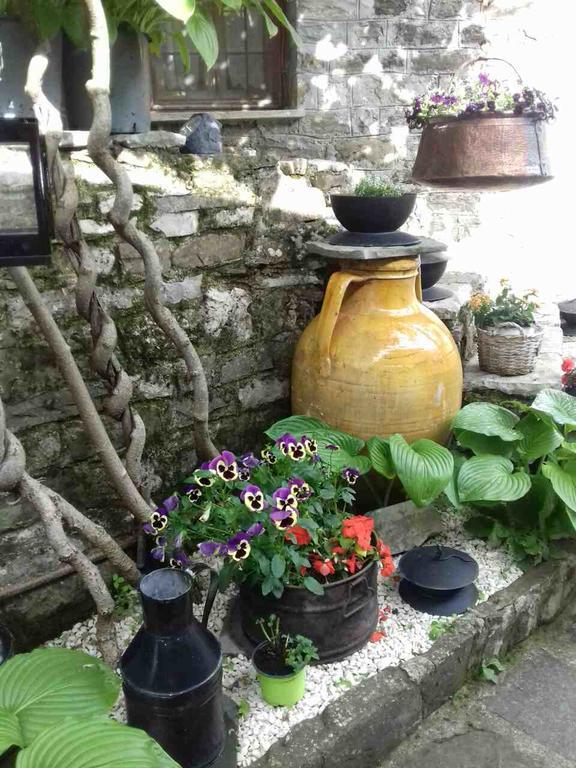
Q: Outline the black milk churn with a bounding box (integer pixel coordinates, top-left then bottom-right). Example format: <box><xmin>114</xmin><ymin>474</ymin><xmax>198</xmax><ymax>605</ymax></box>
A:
<box><xmin>120</xmin><ymin>567</ymin><xmax>225</xmax><ymax>768</ymax></box>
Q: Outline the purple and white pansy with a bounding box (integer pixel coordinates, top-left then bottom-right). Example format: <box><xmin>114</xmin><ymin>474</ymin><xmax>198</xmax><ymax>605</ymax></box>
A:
<box><xmin>275</xmin><ymin>433</ymin><xmax>306</xmax><ymax>461</ymax></box>
<box><xmin>289</xmin><ymin>476</ymin><xmax>312</xmax><ymax>501</ymax></box>
<box><xmin>143</xmin><ymin>495</ymin><xmax>179</xmax><ymax>535</ymax></box>
<box><xmin>151</xmin><ymin>536</ymin><xmax>167</xmax><ymax>562</ymax></box>
<box><xmin>272</xmin><ymin>486</ymin><xmax>298</xmax><ymax>512</ymax></box>
<box><xmin>208</xmin><ymin>450</ymin><xmax>239</xmax><ymax>482</ymax></box>
<box><xmin>240</xmin><ymin>484</ymin><xmax>267</xmax><ymax>512</ymax></box>
<box><xmin>342</xmin><ymin>467</ymin><xmax>360</xmax><ymax>485</ymax></box>
<box><xmin>270</xmin><ymin>508</ymin><xmax>298</xmax><ymax>530</ymax></box>
<box><xmin>261</xmin><ymin>448</ymin><xmax>277</xmax><ymax>465</ymax></box>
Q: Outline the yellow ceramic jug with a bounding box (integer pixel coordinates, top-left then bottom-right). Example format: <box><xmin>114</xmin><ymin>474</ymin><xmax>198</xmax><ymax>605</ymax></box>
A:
<box><xmin>292</xmin><ymin>257</ymin><xmax>462</xmax><ymax>444</ymax></box>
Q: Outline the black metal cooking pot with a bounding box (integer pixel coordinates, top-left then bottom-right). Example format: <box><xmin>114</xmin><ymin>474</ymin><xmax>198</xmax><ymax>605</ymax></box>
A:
<box><xmin>239</xmin><ymin>561</ymin><xmax>378</xmax><ymax>663</ymax></box>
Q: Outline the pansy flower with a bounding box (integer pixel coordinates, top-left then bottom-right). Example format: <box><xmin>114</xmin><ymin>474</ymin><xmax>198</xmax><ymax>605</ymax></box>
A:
<box><xmin>184</xmin><ymin>485</ymin><xmax>203</xmax><ymax>503</ymax></box>
<box><xmin>289</xmin><ymin>477</ymin><xmax>312</xmax><ymax>501</ymax></box>
<box><xmin>285</xmin><ymin>524</ymin><xmax>311</xmax><ymax>546</ymax></box>
<box><xmin>170</xmin><ymin>551</ymin><xmax>190</xmax><ymax>569</ymax></box>
<box><xmin>208</xmin><ymin>451</ymin><xmax>239</xmax><ymax>482</ymax></box>
<box><xmin>342</xmin><ymin>515</ymin><xmax>374</xmax><ymax>552</ymax></box>
<box><xmin>240</xmin><ymin>484</ymin><xmax>267</xmax><ymax>512</ymax></box>
<box><xmin>270</xmin><ymin>508</ymin><xmax>298</xmax><ymax>530</ymax></box>
<box><xmin>302</xmin><ymin>435</ymin><xmax>318</xmax><ymax>456</ymax></box>
<box><xmin>198</xmin><ymin>540</ymin><xmax>227</xmax><ymax>557</ymax></box>
<box><xmin>227</xmin><ymin>533</ymin><xmax>251</xmax><ymax>561</ymax></box>
<box><xmin>238</xmin><ymin>467</ymin><xmax>251</xmax><ymax>482</ymax></box>
<box><xmin>194</xmin><ymin>469</ymin><xmax>216</xmax><ymax>488</ymax></box>
<box><xmin>341</xmin><ymin>467</ymin><xmax>360</xmax><ymax>486</ymax></box>
<box><xmin>145</xmin><ymin>510</ymin><xmax>168</xmax><ymax>535</ymax></box>
<box><xmin>151</xmin><ymin>536</ymin><xmax>167</xmax><ymax>562</ymax></box>
<box><xmin>240</xmin><ymin>452</ymin><xmax>261</xmax><ymax>469</ymax></box>
<box><xmin>261</xmin><ymin>448</ymin><xmax>277</xmax><ymax>465</ymax></box>
<box><xmin>275</xmin><ymin>433</ymin><xmax>306</xmax><ymax>461</ymax></box>
<box><xmin>272</xmin><ymin>486</ymin><xmax>298</xmax><ymax>511</ymax></box>
<box><xmin>246</xmin><ymin>521</ymin><xmax>264</xmax><ymax>538</ymax></box>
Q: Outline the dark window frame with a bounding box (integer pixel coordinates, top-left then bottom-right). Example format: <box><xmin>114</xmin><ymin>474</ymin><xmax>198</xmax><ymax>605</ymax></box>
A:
<box><xmin>150</xmin><ymin>10</ymin><xmax>292</xmax><ymax>114</ymax></box>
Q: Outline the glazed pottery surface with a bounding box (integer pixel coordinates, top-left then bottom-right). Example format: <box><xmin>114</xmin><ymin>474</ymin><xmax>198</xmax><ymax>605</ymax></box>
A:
<box><xmin>292</xmin><ymin>257</ymin><xmax>463</xmax><ymax>444</ymax></box>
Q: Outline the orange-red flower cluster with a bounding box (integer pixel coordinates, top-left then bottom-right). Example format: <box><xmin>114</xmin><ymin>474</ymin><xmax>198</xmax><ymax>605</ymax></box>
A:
<box><xmin>376</xmin><ymin>539</ymin><xmax>395</xmax><ymax>577</ymax></box>
<box><xmin>342</xmin><ymin>516</ymin><xmax>374</xmax><ymax>551</ymax></box>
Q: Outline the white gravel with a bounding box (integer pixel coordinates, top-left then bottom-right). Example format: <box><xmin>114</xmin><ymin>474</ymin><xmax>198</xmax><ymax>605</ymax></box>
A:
<box><xmin>47</xmin><ymin>515</ymin><xmax>521</xmax><ymax>766</ymax></box>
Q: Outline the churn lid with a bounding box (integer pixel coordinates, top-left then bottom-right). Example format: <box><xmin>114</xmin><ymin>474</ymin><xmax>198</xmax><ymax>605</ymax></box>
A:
<box><xmin>398</xmin><ymin>545</ymin><xmax>479</xmax><ymax>591</ymax></box>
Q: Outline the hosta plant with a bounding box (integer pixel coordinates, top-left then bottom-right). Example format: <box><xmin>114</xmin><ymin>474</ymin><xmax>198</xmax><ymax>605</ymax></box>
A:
<box><xmin>446</xmin><ymin>391</ymin><xmax>576</xmax><ymax>565</ymax></box>
<box><xmin>148</xmin><ymin>416</ymin><xmax>395</xmax><ymax>598</ymax></box>
<box><xmin>0</xmin><ymin>648</ymin><xmax>178</xmax><ymax>767</ymax></box>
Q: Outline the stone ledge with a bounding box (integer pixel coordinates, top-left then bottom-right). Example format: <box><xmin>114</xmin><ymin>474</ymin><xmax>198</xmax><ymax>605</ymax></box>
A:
<box><xmin>252</xmin><ymin>545</ymin><xmax>576</xmax><ymax>768</ymax></box>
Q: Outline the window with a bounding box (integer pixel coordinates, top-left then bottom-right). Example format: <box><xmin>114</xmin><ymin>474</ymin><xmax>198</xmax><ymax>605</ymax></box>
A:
<box><xmin>151</xmin><ymin>9</ymin><xmax>290</xmax><ymax>113</ymax></box>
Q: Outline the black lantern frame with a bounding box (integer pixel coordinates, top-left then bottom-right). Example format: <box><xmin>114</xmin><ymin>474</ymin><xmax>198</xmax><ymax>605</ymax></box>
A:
<box><xmin>0</xmin><ymin>118</ymin><xmax>52</xmax><ymax>267</ymax></box>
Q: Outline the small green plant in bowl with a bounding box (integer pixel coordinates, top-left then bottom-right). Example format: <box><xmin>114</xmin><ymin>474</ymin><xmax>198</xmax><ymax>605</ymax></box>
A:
<box><xmin>252</xmin><ymin>614</ymin><xmax>318</xmax><ymax>707</ymax></box>
<box><xmin>352</xmin><ymin>177</ymin><xmax>404</xmax><ymax>198</ymax></box>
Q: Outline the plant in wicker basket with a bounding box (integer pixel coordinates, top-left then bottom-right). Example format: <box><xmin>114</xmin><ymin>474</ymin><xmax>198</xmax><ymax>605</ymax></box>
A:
<box><xmin>467</xmin><ymin>281</ymin><xmax>542</xmax><ymax>376</ymax></box>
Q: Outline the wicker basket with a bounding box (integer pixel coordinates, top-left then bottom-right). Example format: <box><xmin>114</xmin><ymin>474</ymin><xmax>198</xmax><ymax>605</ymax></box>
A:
<box><xmin>476</xmin><ymin>322</ymin><xmax>543</xmax><ymax>376</ymax></box>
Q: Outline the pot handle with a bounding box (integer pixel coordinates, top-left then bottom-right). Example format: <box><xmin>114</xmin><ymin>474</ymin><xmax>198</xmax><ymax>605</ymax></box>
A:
<box><xmin>186</xmin><ymin>562</ymin><xmax>219</xmax><ymax>628</ymax></box>
<box><xmin>343</xmin><ymin>573</ymin><xmax>375</xmax><ymax>619</ymax></box>
<box><xmin>454</xmin><ymin>56</ymin><xmax>523</xmax><ymax>85</ymax></box>
<box><xmin>316</xmin><ymin>272</ymin><xmax>370</xmax><ymax>377</ymax></box>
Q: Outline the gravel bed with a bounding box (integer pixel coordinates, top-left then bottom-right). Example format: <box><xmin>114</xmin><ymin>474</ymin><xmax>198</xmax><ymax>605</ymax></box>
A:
<box><xmin>46</xmin><ymin>516</ymin><xmax>521</xmax><ymax>766</ymax></box>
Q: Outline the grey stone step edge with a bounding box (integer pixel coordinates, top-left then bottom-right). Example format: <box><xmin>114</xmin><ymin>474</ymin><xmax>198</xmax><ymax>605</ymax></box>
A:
<box><xmin>252</xmin><ymin>543</ymin><xmax>576</xmax><ymax>768</ymax></box>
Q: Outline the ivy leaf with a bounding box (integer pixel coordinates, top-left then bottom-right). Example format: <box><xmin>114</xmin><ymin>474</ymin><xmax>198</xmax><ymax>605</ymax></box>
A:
<box><xmin>303</xmin><ymin>577</ymin><xmax>324</xmax><ymax>595</ymax></box>
<box><xmin>271</xmin><ymin>554</ymin><xmax>286</xmax><ymax>579</ymax></box>
<box><xmin>367</xmin><ymin>437</ymin><xmax>395</xmax><ymax>479</ymax></box>
<box><xmin>389</xmin><ymin>434</ymin><xmax>454</xmax><ymax>508</ymax></box>
<box><xmin>452</xmin><ymin>402</ymin><xmax>521</xmax><ymax>441</ymax></box>
<box><xmin>186</xmin><ymin>9</ymin><xmax>219</xmax><ymax>69</ymax></box>
<box><xmin>457</xmin><ymin>455</ymin><xmax>531</xmax><ymax>503</ymax></box>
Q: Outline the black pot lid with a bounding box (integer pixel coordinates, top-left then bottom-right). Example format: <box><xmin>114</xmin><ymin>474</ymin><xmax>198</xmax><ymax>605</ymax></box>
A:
<box><xmin>559</xmin><ymin>299</ymin><xmax>576</xmax><ymax>324</ymax></box>
<box><xmin>399</xmin><ymin>580</ymin><xmax>478</xmax><ymax>616</ymax></box>
<box><xmin>328</xmin><ymin>231</ymin><xmax>421</xmax><ymax>248</ymax></box>
<box><xmin>398</xmin><ymin>545</ymin><xmax>479</xmax><ymax>591</ymax></box>
<box><xmin>422</xmin><ymin>286</ymin><xmax>455</xmax><ymax>302</ymax></box>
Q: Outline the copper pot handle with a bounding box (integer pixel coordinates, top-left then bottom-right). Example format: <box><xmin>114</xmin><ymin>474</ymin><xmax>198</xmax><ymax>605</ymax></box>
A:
<box><xmin>454</xmin><ymin>56</ymin><xmax>523</xmax><ymax>85</ymax></box>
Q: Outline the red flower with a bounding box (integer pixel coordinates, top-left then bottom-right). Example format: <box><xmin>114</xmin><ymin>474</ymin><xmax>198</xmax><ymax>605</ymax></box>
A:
<box><xmin>380</xmin><ymin>558</ymin><xmax>395</xmax><ymax>578</ymax></box>
<box><xmin>562</xmin><ymin>374</ymin><xmax>570</xmax><ymax>386</ymax></box>
<box><xmin>370</xmin><ymin>631</ymin><xmax>386</xmax><ymax>643</ymax></box>
<box><xmin>562</xmin><ymin>358</ymin><xmax>575</xmax><ymax>373</ymax></box>
<box><xmin>286</xmin><ymin>525</ymin><xmax>311</xmax><ymax>546</ymax></box>
<box><xmin>342</xmin><ymin>516</ymin><xmax>374</xmax><ymax>551</ymax></box>
<box><xmin>299</xmin><ymin>565</ymin><xmax>308</xmax><ymax>576</ymax></box>
<box><xmin>345</xmin><ymin>554</ymin><xmax>358</xmax><ymax>574</ymax></box>
<box><xmin>312</xmin><ymin>557</ymin><xmax>335</xmax><ymax>577</ymax></box>
<box><xmin>376</xmin><ymin>539</ymin><xmax>391</xmax><ymax>559</ymax></box>
<box><xmin>331</xmin><ymin>545</ymin><xmax>346</xmax><ymax>555</ymax></box>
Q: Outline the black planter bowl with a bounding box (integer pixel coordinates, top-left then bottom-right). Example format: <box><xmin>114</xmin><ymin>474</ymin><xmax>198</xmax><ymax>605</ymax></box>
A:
<box><xmin>559</xmin><ymin>299</ymin><xmax>576</xmax><ymax>328</ymax></box>
<box><xmin>330</xmin><ymin>193</ymin><xmax>417</xmax><ymax>233</ymax></box>
<box><xmin>420</xmin><ymin>251</ymin><xmax>449</xmax><ymax>290</ymax></box>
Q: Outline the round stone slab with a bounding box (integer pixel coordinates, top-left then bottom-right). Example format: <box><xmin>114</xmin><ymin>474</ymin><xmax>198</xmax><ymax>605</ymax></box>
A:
<box><xmin>307</xmin><ymin>235</ymin><xmax>447</xmax><ymax>261</ymax></box>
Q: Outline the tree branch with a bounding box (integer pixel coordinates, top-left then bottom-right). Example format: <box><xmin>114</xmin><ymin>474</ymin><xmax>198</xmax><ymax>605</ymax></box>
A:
<box><xmin>25</xmin><ymin>42</ymin><xmax>149</xmax><ymax>492</ymax></box>
<box><xmin>81</xmin><ymin>0</ymin><xmax>218</xmax><ymax>461</ymax></box>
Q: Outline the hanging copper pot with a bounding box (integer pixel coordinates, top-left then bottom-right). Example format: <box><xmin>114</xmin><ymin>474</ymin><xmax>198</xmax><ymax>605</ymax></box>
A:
<box><xmin>411</xmin><ymin>112</ymin><xmax>552</xmax><ymax>190</ymax></box>
<box><xmin>411</xmin><ymin>56</ymin><xmax>553</xmax><ymax>190</ymax></box>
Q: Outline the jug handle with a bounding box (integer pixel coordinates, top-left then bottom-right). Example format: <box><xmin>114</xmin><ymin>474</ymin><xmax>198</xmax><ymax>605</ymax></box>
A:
<box><xmin>317</xmin><ymin>272</ymin><xmax>369</xmax><ymax>377</ymax></box>
<box><xmin>187</xmin><ymin>562</ymin><xmax>219</xmax><ymax>628</ymax></box>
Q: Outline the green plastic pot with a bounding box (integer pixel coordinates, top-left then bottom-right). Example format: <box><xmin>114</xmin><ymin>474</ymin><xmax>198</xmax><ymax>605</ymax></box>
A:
<box><xmin>253</xmin><ymin>643</ymin><xmax>306</xmax><ymax>707</ymax></box>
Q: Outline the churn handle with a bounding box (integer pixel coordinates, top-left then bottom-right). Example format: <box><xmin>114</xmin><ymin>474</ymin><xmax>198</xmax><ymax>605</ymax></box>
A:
<box><xmin>187</xmin><ymin>562</ymin><xmax>220</xmax><ymax>628</ymax></box>
<box><xmin>316</xmin><ymin>272</ymin><xmax>369</xmax><ymax>377</ymax></box>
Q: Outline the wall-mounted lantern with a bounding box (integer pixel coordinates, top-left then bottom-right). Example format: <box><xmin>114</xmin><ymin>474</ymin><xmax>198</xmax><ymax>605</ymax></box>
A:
<box><xmin>0</xmin><ymin>118</ymin><xmax>52</xmax><ymax>266</ymax></box>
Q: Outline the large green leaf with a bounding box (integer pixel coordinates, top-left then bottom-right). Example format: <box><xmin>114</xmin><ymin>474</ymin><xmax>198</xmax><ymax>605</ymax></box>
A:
<box><xmin>16</xmin><ymin>717</ymin><xmax>179</xmax><ymax>768</ymax></box>
<box><xmin>367</xmin><ymin>437</ymin><xmax>394</xmax><ymax>479</ymax></box>
<box><xmin>542</xmin><ymin>462</ymin><xmax>576</xmax><ymax>526</ymax></box>
<box><xmin>457</xmin><ymin>455</ymin><xmax>531</xmax><ymax>503</ymax></box>
<box><xmin>261</xmin><ymin>0</ymin><xmax>302</xmax><ymax>45</ymax></box>
<box><xmin>531</xmin><ymin>389</ymin><xmax>576</xmax><ymax>428</ymax></box>
<box><xmin>152</xmin><ymin>0</ymin><xmax>196</xmax><ymax>21</ymax></box>
<box><xmin>455</xmin><ymin>430</ymin><xmax>516</xmax><ymax>457</ymax></box>
<box><xmin>443</xmin><ymin>454</ymin><xmax>465</xmax><ymax>509</ymax></box>
<box><xmin>186</xmin><ymin>9</ymin><xmax>219</xmax><ymax>69</ymax></box>
<box><xmin>265</xmin><ymin>415</ymin><xmax>327</xmax><ymax>441</ymax></box>
<box><xmin>516</xmin><ymin>413</ymin><xmax>563</xmax><ymax>463</ymax></box>
<box><xmin>452</xmin><ymin>403</ymin><xmax>521</xmax><ymax>441</ymax></box>
<box><xmin>388</xmin><ymin>434</ymin><xmax>454</xmax><ymax>508</ymax></box>
<box><xmin>0</xmin><ymin>649</ymin><xmax>119</xmax><ymax>755</ymax></box>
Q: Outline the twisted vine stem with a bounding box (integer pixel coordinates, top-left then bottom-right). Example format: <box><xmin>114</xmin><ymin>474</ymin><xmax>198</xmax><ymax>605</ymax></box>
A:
<box><xmin>25</xmin><ymin>43</ymin><xmax>147</xmax><ymax>489</ymax></box>
<box><xmin>82</xmin><ymin>0</ymin><xmax>217</xmax><ymax>462</ymax></box>
<box><xmin>0</xmin><ymin>397</ymin><xmax>139</xmax><ymax>665</ymax></box>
